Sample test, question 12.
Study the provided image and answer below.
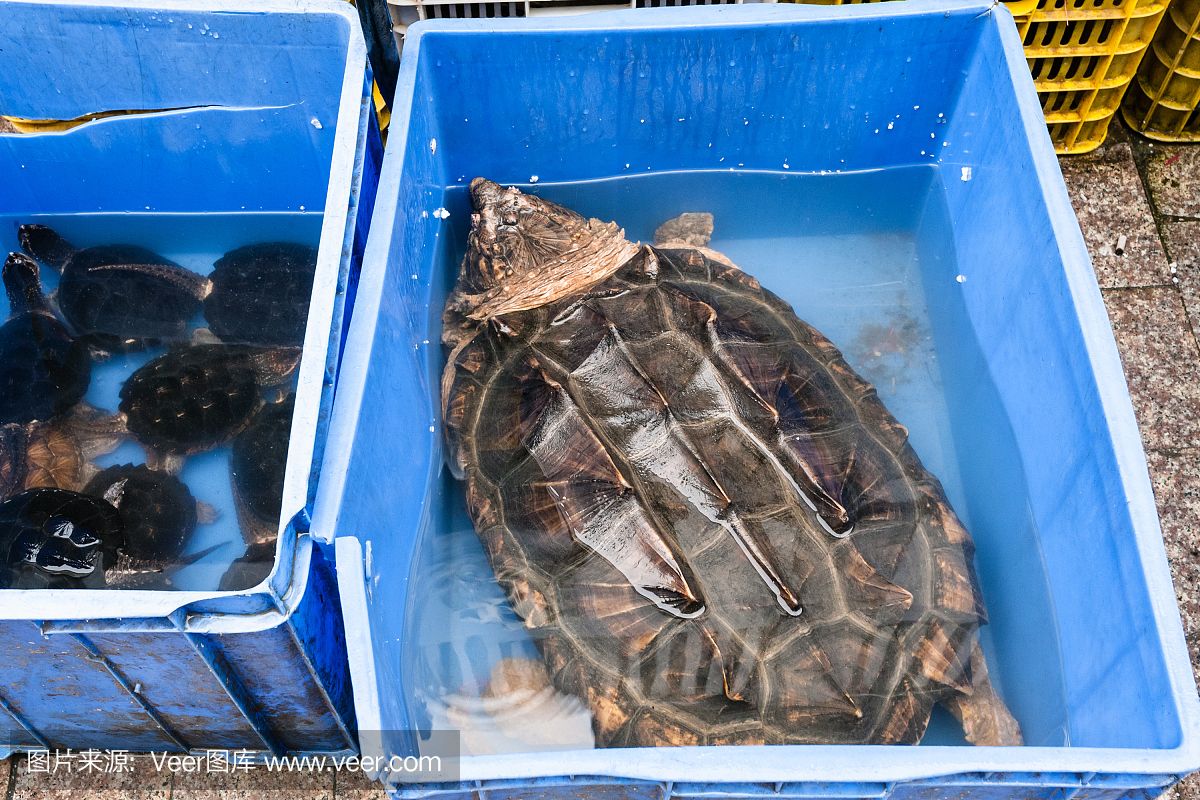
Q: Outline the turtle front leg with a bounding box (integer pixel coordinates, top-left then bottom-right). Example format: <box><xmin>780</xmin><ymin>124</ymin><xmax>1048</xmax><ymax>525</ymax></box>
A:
<box><xmin>943</xmin><ymin>640</ymin><xmax>1024</xmax><ymax>746</ymax></box>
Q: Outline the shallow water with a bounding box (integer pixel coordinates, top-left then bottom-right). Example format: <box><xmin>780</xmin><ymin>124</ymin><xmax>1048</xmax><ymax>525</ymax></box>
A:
<box><xmin>406</xmin><ymin>167</ymin><xmax>1071</xmax><ymax>754</ymax></box>
<box><xmin>0</xmin><ymin>212</ymin><xmax>320</xmax><ymax>591</ymax></box>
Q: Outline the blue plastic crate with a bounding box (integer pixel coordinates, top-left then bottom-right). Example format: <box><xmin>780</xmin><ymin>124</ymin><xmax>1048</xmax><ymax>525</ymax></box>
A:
<box><xmin>0</xmin><ymin>0</ymin><xmax>380</xmax><ymax>757</ymax></box>
<box><xmin>319</xmin><ymin>0</ymin><xmax>1200</xmax><ymax>795</ymax></box>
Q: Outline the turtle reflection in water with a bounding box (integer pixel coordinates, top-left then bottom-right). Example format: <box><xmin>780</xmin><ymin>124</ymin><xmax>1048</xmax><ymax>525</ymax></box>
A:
<box><xmin>441</xmin><ymin>179</ymin><xmax>1022</xmax><ymax>747</ymax></box>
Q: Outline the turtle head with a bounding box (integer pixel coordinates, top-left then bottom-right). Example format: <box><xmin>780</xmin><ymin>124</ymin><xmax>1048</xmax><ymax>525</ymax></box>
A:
<box><xmin>455</xmin><ymin>179</ymin><xmax>640</xmax><ymax>321</ymax></box>
<box><xmin>3</xmin><ymin>252</ymin><xmax>50</xmax><ymax>315</ymax></box>
<box><xmin>18</xmin><ymin>225</ymin><xmax>74</xmax><ymax>272</ymax></box>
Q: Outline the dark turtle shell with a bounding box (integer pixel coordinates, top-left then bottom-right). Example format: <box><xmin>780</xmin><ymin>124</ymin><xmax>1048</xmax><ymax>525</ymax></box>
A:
<box><xmin>18</xmin><ymin>225</ymin><xmax>209</xmax><ymax>351</ymax></box>
<box><xmin>84</xmin><ymin>464</ymin><xmax>196</xmax><ymax>562</ymax></box>
<box><xmin>442</xmin><ymin>181</ymin><xmax>1022</xmax><ymax>748</ymax></box>
<box><xmin>204</xmin><ymin>243</ymin><xmax>317</xmax><ymax>346</ymax></box>
<box><xmin>0</xmin><ymin>254</ymin><xmax>90</xmax><ymax>425</ymax></box>
<box><xmin>231</xmin><ymin>395</ymin><xmax>295</xmax><ymax>523</ymax></box>
<box><xmin>0</xmin><ymin>487</ymin><xmax>123</xmax><ymax>589</ymax></box>
<box><xmin>218</xmin><ymin>539</ymin><xmax>276</xmax><ymax>592</ymax></box>
<box><xmin>0</xmin><ymin>424</ymin><xmax>29</xmax><ymax>498</ymax></box>
<box><xmin>118</xmin><ymin>344</ymin><xmax>298</xmax><ymax>455</ymax></box>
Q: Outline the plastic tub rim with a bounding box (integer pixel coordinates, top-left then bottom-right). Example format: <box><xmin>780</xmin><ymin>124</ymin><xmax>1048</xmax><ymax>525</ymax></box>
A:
<box><xmin>0</xmin><ymin>0</ymin><xmax>368</xmax><ymax>634</ymax></box>
<box><xmin>327</xmin><ymin>0</ymin><xmax>1200</xmax><ymax>785</ymax></box>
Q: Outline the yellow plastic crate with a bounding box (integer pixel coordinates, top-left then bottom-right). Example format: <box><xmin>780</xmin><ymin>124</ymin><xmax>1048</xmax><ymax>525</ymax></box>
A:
<box><xmin>1123</xmin><ymin>0</ymin><xmax>1200</xmax><ymax>140</ymax></box>
<box><xmin>780</xmin><ymin>0</ymin><xmax>1168</xmax><ymax>153</ymax></box>
<box><xmin>1020</xmin><ymin>0</ymin><xmax>1170</xmax><ymax>152</ymax></box>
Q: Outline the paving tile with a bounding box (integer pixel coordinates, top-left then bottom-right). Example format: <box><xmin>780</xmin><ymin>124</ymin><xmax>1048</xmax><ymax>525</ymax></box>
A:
<box><xmin>1146</xmin><ymin>449</ymin><xmax>1200</xmax><ymax>684</ymax></box>
<box><xmin>1059</xmin><ymin>142</ymin><xmax>1172</xmax><ymax>288</ymax></box>
<box><xmin>1160</xmin><ymin>778</ymin><xmax>1195</xmax><ymax>800</ymax></box>
<box><xmin>334</xmin><ymin>765</ymin><xmax>390</xmax><ymax>800</ymax></box>
<box><xmin>172</xmin><ymin>762</ymin><xmax>334</xmax><ymax>800</ymax></box>
<box><xmin>1104</xmin><ymin>287</ymin><xmax>1200</xmax><ymax>450</ymax></box>
<box><xmin>1143</xmin><ymin>144</ymin><xmax>1200</xmax><ymax>219</ymax></box>
<box><xmin>1161</xmin><ymin>220</ymin><xmax>1200</xmax><ymax>332</ymax></box>
<box><xmin>9</xmin><ymin>753</ymin><xmax>171</xmax><ymax>800</ymax></box>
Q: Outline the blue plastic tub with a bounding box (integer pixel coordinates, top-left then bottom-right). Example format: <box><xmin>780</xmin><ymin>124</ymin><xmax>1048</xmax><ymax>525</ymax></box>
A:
<box><xmin>322</xmin><ymin>0</ymin><xmax>1200</xmax><ymax>795</ymax></box>
<box><xmin>0</xmin><ymin>0</ymin><xmax>380</xmax><ymax>757</ymax></box>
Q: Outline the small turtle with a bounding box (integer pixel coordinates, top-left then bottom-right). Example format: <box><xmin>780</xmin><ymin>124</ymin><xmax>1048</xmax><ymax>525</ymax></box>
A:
<box><xmin>0</xmin><ymin>487</ymin><xmax>123</xmax><ymax>589</ymax></box>
<box><xmin>204</xmin><ymin>243</ymin><xmax>318</xmax><ymax>346</ymax></box>
<box><xmin>84</xmin><ymin>464</ymin><xmax>216</xmax><ymax>566</ymax></box>
<box><xmin>442</xmin><ymin>180</ymin><xmax>1023</xmax><ymax>747</ymax></box>
<box><xmin>118</xmin><ymin>343</ymin><xmax>301</xmax><ymax>459</ymax></box>
<box><xmin>0</xmin><ymin>253</ymin><xmax>91</xmax><ymax>425</ymax></box>
<box><xmin>231</xmin><ymin>394</ymin><xmax>295</xmax><ymax>522</ymax></box>
<box><xmin>19</xmin><ymin>224</ymin><xmax>210</xmax><ymax>352</ymax></box>
<box><xmin>219</xmin><ymin>395</ymin><xmax>295</xmax><ymax>592</ymax></box>
<box><xmin>0</xmin><ymin>404</ymin><xmax>125</xmax><ymax>499</ymax></box>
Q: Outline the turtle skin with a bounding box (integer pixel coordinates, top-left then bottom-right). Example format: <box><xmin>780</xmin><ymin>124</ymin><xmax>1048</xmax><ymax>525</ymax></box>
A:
<box><xmin>19</xmin><ymin>225</ymin><xmax>209</xmax><ymax>351</ymax></box>
<box><xmin>442</xmin><ymin>183</ymin><xmax>1022</xmax><ymax>748</ymax></box>
<box><xmin>84</xmin><ymin>465</ymin><xmax>196</xmax><ymax>563</ymax></box>
<box><xmin>119</xmin><ymin>344</ymin><xmax>295</xmax><ymax>455</ymax></box>
<box><xmin>0</xmin><ymin>254</ymin><xmax>90</xmax><ymax>425</ymax></box>
<box><xmin>204</xmin><ymin>243</ymin><xmax>317</xmax><ymax>346</ymax></box>
<box><xmin>0</xmin><ymin>487</ymin><xmax>123</xmax><ymax>589</ymax></box>
<box><xmin>231</xmin><ymin>395</ymin><xmax>295</xmax><ymax>523</ymax></box>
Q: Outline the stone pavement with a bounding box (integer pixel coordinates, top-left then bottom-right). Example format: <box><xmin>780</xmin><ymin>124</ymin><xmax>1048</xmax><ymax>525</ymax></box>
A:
<box><xmin>2</xmin><ymin>120</ymin><xmax>1199</xmax><ymax>800</ymax></box>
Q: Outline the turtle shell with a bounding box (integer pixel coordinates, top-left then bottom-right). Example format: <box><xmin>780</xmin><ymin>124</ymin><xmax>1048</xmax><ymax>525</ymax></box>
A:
<box><xmin>0</xmin><ymin>313</ymin><xmax>89</xmax><ymax>425</ymax></box>
<box><xmin>0</xmin><ymin>424</ymin><xmax>29</xmax><ymax>498</ymax></box>
<box><xmin>84</xmin><ymin>464</ymin><xmax>196</xmax><ymax>562</ymax></box>
<box><xmin>231</xmin><ymin>395</ymin><xmax>295</xmax><ymax>523</ymax></box>
<box><xmin>442</xmin><ymin>184</ymin><xmax>1021</xmax><ymax>748</ymax></box>
<box><xmin>18</xmin><ymin>225</ymin><xmax>209</xmax><ymax>351</ymax></box>
<box><xmin>0</xmin><ymin>487</ymin><xmax>123</xmax><ymax>589</ymax></box>
<box><xmin>119</xmin><ymin>344</ymin><xmax>277</xmax><ymax>455</ymax></box>
<box><xmin>0</xmin><ymin>255</ymin><xmax>90</xmax><ymax>425</ymax></box>
<box><xmin>218</xmin><ymin>539</ymin><xmax>276</xmax><ymax>592</ymax></box>
<box><xmin>1</xmin><ymin>420</ymin><xmax>82</xmax><ymax>499</ymax></box>
<box><xmin>204</xmin><ymin>243</ymin><xmax>317</xmax><ymax>346</ymax></box>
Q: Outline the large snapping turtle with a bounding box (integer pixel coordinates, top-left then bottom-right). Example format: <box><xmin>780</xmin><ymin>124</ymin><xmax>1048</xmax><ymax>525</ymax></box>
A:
<box><xmin>441</xmin><ymin>179</ymin><xmax>1021</xmax><ymax>748</ymax></box>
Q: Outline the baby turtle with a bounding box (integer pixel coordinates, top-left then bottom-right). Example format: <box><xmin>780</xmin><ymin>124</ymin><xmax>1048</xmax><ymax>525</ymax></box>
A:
<box><xmin>0</xmin><ymin>487</ymin><xmax>123</xmax><ymax>589</ymax></box>
<box><xmin>204</xmin><ymin>243</ymin><xmax>318</xmax><ymax>346</ymax></box>
<box><xmin>119</xmin><ymin>344</ymin><xmax>301</xmax><ymax>458</ymax></box>
<box><xmin>220</xmin><ymin>395</ymin><xmax>295</xmax><ymax>592</ymax></box>
<box><xmin>19</xmin><ymin>224</ymin><xmax>210</xmax><ymax>352</ymax></box>
<box><xmin>231</xmin><ymin>394</ymin><xmax>295</xmax><ymax>522</ymax></box>
<box><xmin>0</xmin><ymin>405</ymin><xmax>125</xmax><ymax>499</ymax></box>
<box><xmin>441</xmin><ymin>180</ymin><xmax>1023</xmax><ymax>747</ymax></box>
<box><xmin>0</xmin><ymin>253</ymin><xmax>91</xmax><ymax>425</ymax></box>
<box><xmin>84</xmin><ymin>464</ymin><xmax>215</xmax><ymax>566</ymax></box>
